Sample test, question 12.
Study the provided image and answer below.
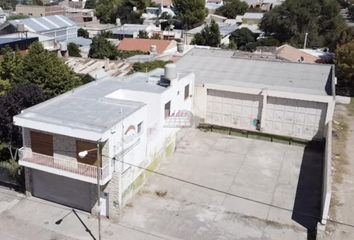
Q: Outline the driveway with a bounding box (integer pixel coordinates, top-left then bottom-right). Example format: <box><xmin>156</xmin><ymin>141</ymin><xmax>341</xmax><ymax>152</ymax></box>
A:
<box><xmin>120</xmin><ymin>129</ymin><xmax>324</xmax><ymax>240</ymax></box>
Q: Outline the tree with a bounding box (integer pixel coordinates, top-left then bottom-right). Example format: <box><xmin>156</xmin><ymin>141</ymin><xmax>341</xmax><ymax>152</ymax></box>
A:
<box><xmin>335</xmin><ymin>39</ymin><xmax>354</xmax><ymax>96</ymax></box>
<box><xmin>89</xmin><ymin>35</ymin><xmax>118</xmax><ymax>60</ymax></box>
<box><xmin>349</xmin><ymin>5</ymin><xmax>354</xmax><ymax>21</ymax></box>
<box><xmin>191</xmin><ymin>20</ymin><xmax>221</xmax><ymax>47</ymax></box>
<box><xmin>215</xmin><ymin>0</ymin><xmax>248</xmax><ymax>19</ymax></box>
<box><xmin>0</xmin><ymin>80</ymin><xmax>11</xmax><ymax>96</ymax></box>
<box><xmin>95</xmin><ymin>0</ymin><xmax>150</xmax><ymax>24</ymax></box>
<box><xmin>131</xmin><ymin>60</ymin><xmax>172</xmax><ymax>73</ymax></box>
<box><xmin>229</xmin><ymin>28</ymin><xmax>256</xmax><ymax>50</ymax></box>
<box><xmin>0</xmin><ymin>46</ymin><xmax>23</xmax><ymax>85</ymax></box>
<box><xmin>260</xmin><ymin>0</ymin><xmax>345</xmax><ymax>50</ymax></box>
<box><xmin>0</xmin><ymin>84</ymin><xmax>46</xmax><ymax>158</ymax></box>
<box><xmin>173</xmin><ymin>0</ymin><xmax>206</xmax><ymax>29</ymax></box>
<box><xmin>338</xmin><ymin>27</ymin><xmax>354</xmax><ymax>45</ymax></box>
<box><xmin>138</xmin><ymin>30</ymin><xmax>149</xmax><ymax>39</ymax></box>
<box><xmin>67</xmin><ymin>43</ymin><xmax>82</xmax><ymax>57</ymax></box>
<box><xmin>78</xmin><ymin>28</ymin><xmax>90</xmax><ymax>38</ymax></box>
<box><xmin>85</xmin><ymin>0</ymin><xmax>96</xmax><ymax>9</ymax></box>
<box><xmin>14</xmin><ymin>42</ymin><xmax>82</xmax><ymax>97</ymax></box>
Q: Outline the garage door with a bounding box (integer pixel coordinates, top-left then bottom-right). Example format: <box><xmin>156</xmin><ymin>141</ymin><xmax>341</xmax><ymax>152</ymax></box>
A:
<box><xmin>264</xmin><ymin>97</ymin><xmax>327</xmax><ymax>140</ymax></box>
<box><xmin>206</xmin><ymin>89</ymin><xmax>262</xmax><ymax>131</ymax></box>
<box><xmin>32</xmin><ymin>169</ymin><xmax>96</xmax><ymax>212</ymax></box>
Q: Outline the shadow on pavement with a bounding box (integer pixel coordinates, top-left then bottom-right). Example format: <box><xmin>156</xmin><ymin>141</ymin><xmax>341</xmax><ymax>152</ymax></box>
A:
<box><xmin>292</xmin><ymin>140</ymin><xmax>325</xmax><ymax>240</ymax></box>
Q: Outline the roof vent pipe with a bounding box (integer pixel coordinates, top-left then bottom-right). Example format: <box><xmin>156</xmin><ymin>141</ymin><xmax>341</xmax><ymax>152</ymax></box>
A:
<box><xmin>150</xmin><ymin>45</ymin><xmax>157</xmax><ymax>55</ymax></box>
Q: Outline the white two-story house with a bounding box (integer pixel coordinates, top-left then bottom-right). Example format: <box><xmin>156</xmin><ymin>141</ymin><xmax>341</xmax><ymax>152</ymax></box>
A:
<box><xmin>14</xmin><ymin>64</ymin><xmax>194</xmax><ymax>218</ymax></box>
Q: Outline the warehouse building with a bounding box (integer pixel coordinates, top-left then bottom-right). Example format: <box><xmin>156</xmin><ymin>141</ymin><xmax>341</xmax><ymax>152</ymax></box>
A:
<box><xmin>176</xmin><ymin>48</ymin><xmax>335</xmax><ymax>141</ymax></box>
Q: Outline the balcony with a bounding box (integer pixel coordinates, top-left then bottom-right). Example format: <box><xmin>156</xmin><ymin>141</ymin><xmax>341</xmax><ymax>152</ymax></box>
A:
<box><xmin>19</xmin><ymin>147</ymin><xmax>111</xmax><ymax>185</ymax></box>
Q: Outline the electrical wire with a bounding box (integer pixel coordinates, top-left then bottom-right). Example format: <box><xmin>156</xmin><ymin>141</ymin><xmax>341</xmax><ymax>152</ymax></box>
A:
<box><xmin>103</xmin><ymin>154</ymin><xmax>354</xmax><ymax>229</ymax></box>
<box><xmin>11</xmin><ymin>146</ymin><xmax>354</xmax><ymax>229</ymax></box>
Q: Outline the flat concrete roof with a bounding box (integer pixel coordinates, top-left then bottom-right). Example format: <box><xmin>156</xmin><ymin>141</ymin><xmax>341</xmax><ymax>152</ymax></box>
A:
<box><xmin>176</xmin><ymin>48</ymin><xmax>333</xmax><ymax>96</ymax></box>
<box><xmin>15</xmin><ymin>69</ymin><xmax>176</xmax><ymax>133</ymax></box>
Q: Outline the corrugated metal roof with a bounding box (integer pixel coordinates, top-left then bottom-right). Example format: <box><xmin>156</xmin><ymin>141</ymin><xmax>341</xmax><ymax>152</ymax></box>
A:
<box><xmin>10</xmin><ymin>15</ymin><xmax>77</xmax><ymax>33</ymax></box>
<box><xmin>176</xmin><ymin>48</ymin><xmax>333</xmax><ymax>96</ymax></box>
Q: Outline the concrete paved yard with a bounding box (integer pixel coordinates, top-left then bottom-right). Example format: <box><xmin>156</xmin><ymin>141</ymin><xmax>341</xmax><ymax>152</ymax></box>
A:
<box><xmin>121</xmin><ymin>129</ymin><xmax>324</xmax><ymax>240</ymax></box>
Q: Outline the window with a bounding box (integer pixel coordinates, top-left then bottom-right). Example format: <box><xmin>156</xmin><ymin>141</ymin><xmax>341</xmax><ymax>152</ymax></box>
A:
<box><xmin>30</xmin><ymin>131</ymin><xmax>53</xmax><ymax>156</ymax></box>
<box><xmin>184</xmin><ymin>84</ymin><xmax>190</xmax><ymax>100</ymax></box>
<box><xmin>137</xmin><ymin>121</ymin><xmax>143</xmax><ymax>133</ymax></box>
<box><xmin>165</xmin><ymin>101</ymin><xmax>171</xmax><ymax>119</ymax></box>
<box><xmin>76</xmin><ymin>140</ymin><xmax>99</xmax><ymax>166</ymax></box>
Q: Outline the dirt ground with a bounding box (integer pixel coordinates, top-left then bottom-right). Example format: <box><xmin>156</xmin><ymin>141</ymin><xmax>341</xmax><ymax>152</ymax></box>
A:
<box><xmin>320</xmin><ymin>101</ymin><xmax>354</xmax><ymax>239</ymax></box>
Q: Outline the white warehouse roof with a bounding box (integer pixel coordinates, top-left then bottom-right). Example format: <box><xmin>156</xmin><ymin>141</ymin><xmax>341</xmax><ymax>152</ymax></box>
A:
<box><xmin>176</xmin><ymin>48</ymin><xmax>333</xmax><ymax>96</ymax></box>
<box><xmin>9</xmin><ymin>15</ymin><xmax>77</xmax><ymax>33</ymax></box>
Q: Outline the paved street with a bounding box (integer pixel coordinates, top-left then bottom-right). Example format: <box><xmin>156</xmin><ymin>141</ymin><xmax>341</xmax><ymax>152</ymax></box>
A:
<box><xmin>0</xmin><ymin>188</ymin><xmax>173</xmax><ymax>240</ymax></box>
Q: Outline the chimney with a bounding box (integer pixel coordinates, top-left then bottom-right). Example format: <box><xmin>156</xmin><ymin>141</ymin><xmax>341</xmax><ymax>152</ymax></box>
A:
<box><xmin>150</xmin><ymin>45</ymin><xmax>158</xmax><ymax>55</ymax></box>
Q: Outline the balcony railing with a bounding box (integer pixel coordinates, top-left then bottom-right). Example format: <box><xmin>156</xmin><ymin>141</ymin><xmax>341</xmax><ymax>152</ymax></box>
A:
<box><xmin>19</xmin><ymin>147</ymin><xmax>111</xmax><ymax>184</ymax></box>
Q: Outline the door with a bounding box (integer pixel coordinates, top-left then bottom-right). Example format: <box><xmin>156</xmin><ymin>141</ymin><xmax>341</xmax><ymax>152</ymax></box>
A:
<box><xmin>206</xmin><ymin>89</ymin><xmax>262</xmax><ymax>131</ymax></box>
<box><xmin>100</xmin><ymin>192</ymin><xmax>109</xmax><ymax>217</ymax></box>
<box><xmin>31</xmin><ymin>169</ymin><xmax>96</xmax><ymax>212</ymax></box>
<box><xmin>264</xmin><ymin>97</ymin><xmax>327</xmax><ymax>139</ymax></box>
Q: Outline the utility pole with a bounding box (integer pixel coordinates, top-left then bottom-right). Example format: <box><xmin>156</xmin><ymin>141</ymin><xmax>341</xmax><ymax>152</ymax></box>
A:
<box><xmin>96</xmin><ymin>142</ymin><xmax>102</xmax><ymax>240</ymax></box>
<box><xmin>303</xmin><ymin>32</ymin><xmax>308</xmax><ymax>49</ymax></box>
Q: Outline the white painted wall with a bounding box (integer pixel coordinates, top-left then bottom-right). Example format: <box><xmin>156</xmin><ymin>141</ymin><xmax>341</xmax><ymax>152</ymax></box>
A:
<box><xmin>194</xmin><ymin>83</ymin><xmax>334</xmax><ymax>140</ymax></box>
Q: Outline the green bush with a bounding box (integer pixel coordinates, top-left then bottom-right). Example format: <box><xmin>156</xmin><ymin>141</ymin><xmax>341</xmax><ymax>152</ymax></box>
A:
<box><xmin>0</xmin><ymin>159</ymin><xmax>21</xmax><ymax>182</ymax></box>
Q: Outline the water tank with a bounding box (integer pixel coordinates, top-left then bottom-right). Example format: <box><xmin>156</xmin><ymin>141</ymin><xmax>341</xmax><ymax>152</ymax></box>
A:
<box><xmin>177</xmin><ymin>42</ymin><xmax>184</xmax><ymax>53</ymax></box>
<box><xmin>17</xmin><ymin>23</ymin><xmax>25</xmax><ymax>32</ymax></box>
<box><xmin>60</xmin><ymin>42</ymin><xmax>67</xmax><ymax>51</ymax></box>
<box><xmin>150</xmin><ymin>45</ymin><xmax>157</xmax><ymax>54</ymax></box>
<box><xmin>164</xmin><ymin>64</ymin><xmax>177</xmax><ymax>81</ymax></box>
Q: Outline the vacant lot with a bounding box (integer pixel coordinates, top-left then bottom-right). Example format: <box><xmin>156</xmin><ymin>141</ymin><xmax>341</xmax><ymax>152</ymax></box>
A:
<box><xmin>121</xmin><ymin>129</ymin><xmax>324</xmax><ymax>240</ymax></box>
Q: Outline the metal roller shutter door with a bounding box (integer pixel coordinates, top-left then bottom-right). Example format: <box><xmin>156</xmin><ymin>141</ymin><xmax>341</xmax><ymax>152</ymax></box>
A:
<box><xmin>264</xmin><ymin>97</ymin><xmax>327</xmax><ymax>140</ymax></box>
<box><xmin>32</xmin><ymin>169</ymin><xmax>95</xmax><ymax>212</ymax></box>
<box><xmin>206</xmin><ymin>89</ymin><xmax>262</xmax><ymax>131</ymax></box>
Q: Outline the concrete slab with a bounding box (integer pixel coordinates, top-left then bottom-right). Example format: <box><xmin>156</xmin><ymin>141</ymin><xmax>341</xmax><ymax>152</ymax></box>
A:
<box><xmin>120</xmin><ymin>129</ymin><xmax>324</xmax><ymax>240</ymax></box>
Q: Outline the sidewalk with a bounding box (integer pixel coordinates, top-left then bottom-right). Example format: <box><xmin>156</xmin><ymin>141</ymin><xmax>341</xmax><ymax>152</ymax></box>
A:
<box><xmin>0</xmin><ymin>187</ymin><xmax>178</xmax><ymax>240</ymax></box>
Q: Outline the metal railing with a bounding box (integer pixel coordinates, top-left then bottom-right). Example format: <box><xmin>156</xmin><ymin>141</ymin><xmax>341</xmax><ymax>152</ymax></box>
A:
<box><xmin>19</xmin><ymin>147</ymin><xmax>110</xmax><ymax>181</ymax></box>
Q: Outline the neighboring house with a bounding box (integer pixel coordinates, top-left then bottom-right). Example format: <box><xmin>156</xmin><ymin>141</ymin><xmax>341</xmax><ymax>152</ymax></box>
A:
<box><xmin>81</xmin><ymin>23</ymin><xmax>116</xmax><ymax>38</ymax></box>
<box><xmin>151</xmin><ymin>0</ymin><xmax>172</xmax><ymax>8</ymax></box>
<box><xmin>237</xmin><ymin>12</ymin><xmax>264</xmax><ymax>34</ymax></box>
<box><xmin>142</xmin><ymin>7</ymin><xmax>175</xmax><ymax>20</ymax></box>
<box><xmin>254</xmin><ymin>44</ymin><xmax>332</xmax><ymax>63</ymax></box>
<box><xmin>0</xmin><ymin>7</ymin><xmax>7</xmax><ymax>24</ymax></box>
<box><xmin>68</xmin><ymin>0</ymin><xmax>87</xmax><ymax>8</ymax></box>
<box><xmin>15</xmin><ymin>4</ymin><xmax>66</xmax><ymax>17</ymax></box>
<box><xmin>241</xmin><ymin>0</ymin><xmax>284</xmax><ymax>9</ymax></box>
<box><xmin>65</xmin><ymin>8</ymin><xmax>98</xmax><ymax>25</ymax></box>
<box><xmin>15</xmin><ymin>64</ymin><xmax>194</xmax><ymax>218</ymax></box>
<box><xmin>111</xmin><ymin>24</ymin><xmax>161</xmax><ymax>40</ymax></box>
<box><xmin>117</xmin><ymin>38</ymin><xmax>176</xmax><ymax>55</ymax></box>
<box><xmin>206</xmin><ymin>0</ymin><xmax>224</xmax><ymax>11</ymax></box>
<box><xmin>0</xmin><ymin>32</ymin><xmax>59</xmax><ymax>51</ymax></box>
<box><xmin>65</xmin><ymin>57</ymin><xmax>132</xmax><ymax>79</ymax></box>
<box><xmin>176</xmin><ymin>48</ymin><xmax>335</xmax><ymax>141</ymax></box>
<box><xmin>0</xmin><ymin>33</ymin><xmax>38</xmax><ymax>51</ymax></box>
<box><xmin>0</xmin><ymin>15</ymin><xmax>78</xmax><ymax>42</ymax></box>
<box><xmin>186</xmin><ymin>19</ymin><xmax>238</xmax><ymax>45</ymax></box>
